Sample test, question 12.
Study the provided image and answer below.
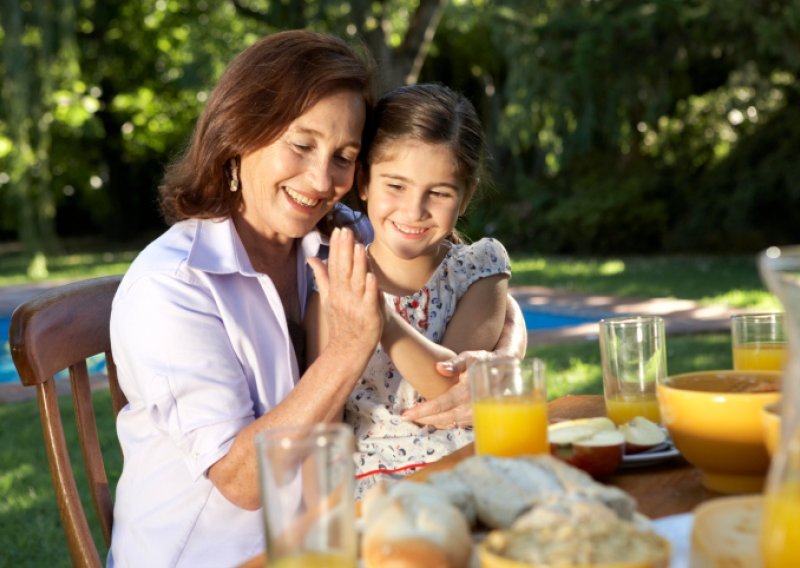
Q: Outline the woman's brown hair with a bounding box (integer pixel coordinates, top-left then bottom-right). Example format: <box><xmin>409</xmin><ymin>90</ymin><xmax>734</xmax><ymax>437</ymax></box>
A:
<box><xmin>159</xmin><ymin>30</ymin><xmax>376</xmax><ymax>224</ymax></box>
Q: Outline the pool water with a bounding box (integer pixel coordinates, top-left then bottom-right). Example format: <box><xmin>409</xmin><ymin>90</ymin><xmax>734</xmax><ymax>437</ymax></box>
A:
<box><xmin>522</xmin><ymin>308</ymin><xmax>598</xmax><ymax>331</ymax></box>
<box><xmin>0</xmin><ymin>307</ymin><xmax>599</xmax><ymax>385</ymax></box>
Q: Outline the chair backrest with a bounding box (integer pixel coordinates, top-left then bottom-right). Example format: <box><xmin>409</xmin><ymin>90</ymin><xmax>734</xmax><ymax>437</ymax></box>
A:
<box><xmin>9</xmin><ymin>275</ymin><xmax>127</xmax><ymax>568</ymax></box>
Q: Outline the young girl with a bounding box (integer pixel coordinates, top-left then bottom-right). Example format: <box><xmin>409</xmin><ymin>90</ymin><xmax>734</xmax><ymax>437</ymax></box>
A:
<box><xmin>306</xmin><ymin>83</ymin><xmax>511</xmax><ymax>498</ymax></box>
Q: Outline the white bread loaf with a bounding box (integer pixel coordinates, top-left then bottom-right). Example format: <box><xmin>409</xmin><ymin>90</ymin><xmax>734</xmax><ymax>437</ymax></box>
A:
<box><xmin>361</xmin><ymin>481</ymin><xmax>473</xmax><ymax>568</ymax></box>
<box><xmin>690</xmin><ymin>495</ymin><xmax>763</xmax><ymax>568</ymax></box>
<box><xmin>430</xmin><ymin>455</ymin><xmax>636</xmax><ymax>529</ymax></box>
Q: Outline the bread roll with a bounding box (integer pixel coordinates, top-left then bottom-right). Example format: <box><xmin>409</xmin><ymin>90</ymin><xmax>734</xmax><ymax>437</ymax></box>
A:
<box><xmin>690</xmin><ymin>494</ymin><xmax>763</xmax><ymax>568</ymax></box>
<box><xmin>438</xmin><ymin>455</ymin><xmax>636</xmax><ymax>529</ymax></box>
<box><xmin>361</xmin><ymin>481</ymin><xmax>473</xmax><ymax>568</ymax></box>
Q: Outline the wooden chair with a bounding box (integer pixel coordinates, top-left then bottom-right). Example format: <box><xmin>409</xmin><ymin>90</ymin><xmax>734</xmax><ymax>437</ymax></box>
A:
<box><xmin>9</xmin><ymin>275</ymin><xmax>127</xmax><ymax>568</ymax></box>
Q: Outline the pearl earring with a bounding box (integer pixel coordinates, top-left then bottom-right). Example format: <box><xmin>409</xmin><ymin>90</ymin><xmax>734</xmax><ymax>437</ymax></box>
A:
<box><xmin>229</xmin><ymin>158</ymin><xmax>239</xmax><ymax>192</ymax></box>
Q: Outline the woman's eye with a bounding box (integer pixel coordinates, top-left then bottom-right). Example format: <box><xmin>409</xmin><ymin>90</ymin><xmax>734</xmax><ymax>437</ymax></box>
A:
<box><xmin>387</xmin><ymin>183</ymin><xmax>404</xmax><ymax>191</ymax></box>
<box><xmin>292</xmin><ymin>143</ymin><xmax>311</xmax><ymax>152</ymax></box>
<box><xmin>334</xmin><ymin>154</ymin><xmax>355</xmax><ymax>166</ymax></box>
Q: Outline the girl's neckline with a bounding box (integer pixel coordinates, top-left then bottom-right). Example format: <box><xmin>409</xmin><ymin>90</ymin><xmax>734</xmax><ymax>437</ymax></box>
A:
<box><xmin>367</xmin><ymin>241</ymin><xmax>455</xmax><ymax>298</ymax></box>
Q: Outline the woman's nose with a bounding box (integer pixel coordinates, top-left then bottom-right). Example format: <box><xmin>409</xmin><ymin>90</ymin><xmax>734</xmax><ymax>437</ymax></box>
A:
<box><xmin>308</xmin><ymin>156</ymin><xmax>335</xmax><ymax>195</ymax></box>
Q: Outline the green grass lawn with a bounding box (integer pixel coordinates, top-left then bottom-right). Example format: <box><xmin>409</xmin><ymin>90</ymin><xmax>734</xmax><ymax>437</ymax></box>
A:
<box><xmin>0</xmin><ymin>248</ymin><xmax>773</xmax><ymax>566</ymax></box>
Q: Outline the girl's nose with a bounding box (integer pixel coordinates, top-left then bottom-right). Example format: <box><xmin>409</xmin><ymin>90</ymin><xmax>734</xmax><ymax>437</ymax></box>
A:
<box><xmin>403</xmin><ymin>193</ymin><xmax>426</xmax><ymax>221</ymax></box>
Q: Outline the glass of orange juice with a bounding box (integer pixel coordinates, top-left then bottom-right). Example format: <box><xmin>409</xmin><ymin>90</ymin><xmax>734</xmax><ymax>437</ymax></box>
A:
<box><xmin>731</xmin><ymin>312</ymin><xmax>786</xmax><ymax>372</ymax></box>
<box><xmin>599</xmin><ymin>315</ymin><xmax>666</xmax><ymax>425</ymax></box>
<box><xmin>256</xmin><ymin>423</ymin><xmax>357</xmax><ymax>568</ymax></box>
<box><xmin>469</xmin><ymin>356</ymin><xmax>548</xmax><ymax>457</ymax></box>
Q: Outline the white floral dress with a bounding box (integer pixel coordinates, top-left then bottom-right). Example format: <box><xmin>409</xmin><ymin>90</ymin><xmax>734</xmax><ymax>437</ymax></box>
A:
<box><xmin>346</xmin><ymin>238</ymin><xmax>511</xmax><ymax>499</ymax></box>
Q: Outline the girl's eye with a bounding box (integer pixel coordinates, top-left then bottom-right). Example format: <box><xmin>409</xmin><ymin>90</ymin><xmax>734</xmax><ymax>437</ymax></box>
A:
<box><xmin>387</xmin><ymin>183</ymin><xmax>404</xmax><ymax>191</ymax></box>
<box><xmin>292</xmin><ymin>143</ymin><xmax>312</xmax><ymax>152</ymax></box>
<box><xmin>431</xmin><ymin>190</ymin><xmax>455</xmax><ymax>199</ymax></box>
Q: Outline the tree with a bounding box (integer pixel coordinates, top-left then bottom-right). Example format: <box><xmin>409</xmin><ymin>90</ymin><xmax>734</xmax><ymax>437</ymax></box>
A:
<box><xmin>229</xmin><ymin>0</ymin><xmax>448</xmax><ymax>90</ymax></box>
<box><xmin>1</xmin><ymin>0</ymin><xmax>78</xmax><ymax>276</ymax></box>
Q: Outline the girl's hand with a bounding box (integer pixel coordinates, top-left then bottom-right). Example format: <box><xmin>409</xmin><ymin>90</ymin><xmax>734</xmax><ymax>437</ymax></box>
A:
<box><xmin>308</xmin><ymin>228</ymin><xmax>383</xmax><ymax>356</ymax></box>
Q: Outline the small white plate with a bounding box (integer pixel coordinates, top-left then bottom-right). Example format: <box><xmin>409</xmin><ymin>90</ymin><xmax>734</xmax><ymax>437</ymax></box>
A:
<box><xmin>620</xmin><ymin>438</ymin><xmax>681</xmax><ymax>468</ymax></box>
<box><xmin>652</xmin><ymin>513</ymin><xmax>692</xmax><ymax>568</ymax></box>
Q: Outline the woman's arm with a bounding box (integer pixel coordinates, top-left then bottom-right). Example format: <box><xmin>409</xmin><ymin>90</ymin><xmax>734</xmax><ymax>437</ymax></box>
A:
<box><xmin>208</xmin><ymin>228</ymin><xmax>382</xmax><ymax>509</ymax></box>
<box><xmin>381</xmin><ymin>274</ymin><xmax>508</xmax><ymax>399</ymax></box>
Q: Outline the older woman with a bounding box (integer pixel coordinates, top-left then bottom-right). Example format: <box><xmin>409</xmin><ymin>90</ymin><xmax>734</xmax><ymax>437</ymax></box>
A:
<box><xmin>108</xmin><ymin>30</ymin><xmax>525</xmax><ymax>567</ymax></box>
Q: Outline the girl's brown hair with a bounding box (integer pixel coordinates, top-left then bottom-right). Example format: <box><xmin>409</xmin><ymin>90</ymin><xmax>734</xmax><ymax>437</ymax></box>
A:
<box><xmin>362</xmin><ymin>83</ymin><xmax>489</xmax><ymax>211</ymax></box>
<box><xmin>159</xmin><ymin>30</ymin><xmax>376</xmax><ymax>224</ymax></box>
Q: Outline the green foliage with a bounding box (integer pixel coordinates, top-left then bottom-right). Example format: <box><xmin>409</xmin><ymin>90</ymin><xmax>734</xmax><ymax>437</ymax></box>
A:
<box><xmin>449</xmin><ymin>0</ymin><xmax>800</xmax><ymax>253</ymax></box>
<box><xmin>2</xmin><ymin>0</ymin><xmax>800</xmax><ymax>257</ymax></box>
<box><xmin>0</xmin><ymin>389</ymin><xmax>121</xmax><ymax>567</ymax></box>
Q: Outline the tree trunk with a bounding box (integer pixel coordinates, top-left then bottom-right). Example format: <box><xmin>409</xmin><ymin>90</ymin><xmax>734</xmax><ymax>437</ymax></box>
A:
<box><xmin>229</xmin><ymin>0</ymin><xmax>449</xmax><ymax>92</ymax></box>
<box><xmin>0</xmin><ymin>0</ymin><xmax>59</xmax><ymax>275</ymax></box>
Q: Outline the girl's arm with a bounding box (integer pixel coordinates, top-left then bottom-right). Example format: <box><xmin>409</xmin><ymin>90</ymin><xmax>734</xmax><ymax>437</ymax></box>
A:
<box><xmin>381</xmin><ymin>273</ymin><xmax>509</xmax><ymax>400</ymax></box>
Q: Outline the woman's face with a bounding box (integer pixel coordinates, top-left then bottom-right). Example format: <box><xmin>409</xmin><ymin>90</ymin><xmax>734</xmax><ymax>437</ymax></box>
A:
<box><xmin>237</xmin><ymin>90</ymin><xmax>365</xmax><ymax>244</ymax></box>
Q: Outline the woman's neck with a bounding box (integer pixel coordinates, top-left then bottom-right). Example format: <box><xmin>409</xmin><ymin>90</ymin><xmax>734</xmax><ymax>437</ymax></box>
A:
<box><xmin>367</xmin><ymin>241</ymin><xmax>449</xmax><ymax>296</ymax></box>
<box><xmin>232</xmin><ymin>214</ymin><xmax>295</xmax><ymax>275</ymax></box>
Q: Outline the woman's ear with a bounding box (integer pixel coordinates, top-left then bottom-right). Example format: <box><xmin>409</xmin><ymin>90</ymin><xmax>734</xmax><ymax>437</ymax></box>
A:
<box><xmin>357</xmin><ymin>167</ymin><xmax>369</xmax><ymax>201</ymax></box>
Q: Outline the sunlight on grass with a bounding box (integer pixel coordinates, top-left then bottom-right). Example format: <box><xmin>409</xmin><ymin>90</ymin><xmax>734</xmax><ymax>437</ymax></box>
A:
<box><xmin>0</xmin><ymin>251</ymin><xmax>139</xmax><ymax>286</ymax></box>
<box><xmin>532</xmin><ymin>333</ymin><xmax>734</xmax><ymax>400</ymax></box>
<box><xmin>545</xmin><ymin>358</ymin><xmax>603</xmax><ymax>399</ymax></box>
<box><xmin>706</xmin><ymin>290</ymin><xmax>781</xmax><ymax>310</ymax></box>
<box><xmin>511</xmin><ymin>254</ymin><xmax>773</xmax><ymax>308</ymax></box>
<box><xmin>599</xmin><ymin>260</ymin><xmax>625</xmax><ymax>275</ymax></box>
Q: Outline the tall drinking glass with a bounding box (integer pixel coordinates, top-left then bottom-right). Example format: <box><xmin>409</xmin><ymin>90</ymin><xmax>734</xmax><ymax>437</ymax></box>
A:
<box><xmin>758</xmin><ymin>246</ymin><xmax>800</xmax><ymax>567</ymax></box>
<box><xmin>599</xmin><ymin>315</ymin><xmax>666</xmax><ymax>425</ymax></box>
<box><xmin>469</xmin><ymin>356</ymin><xmax>548</xmax><ymax>457</ymax></box>
<box><xmin>731</xmin><ymin>312</ymin><xmax>787</xmax><ymax>371</ymax></box>
<box><xmin>256</xmin><ymin>423</ymin><xmax>357</xmax><ymax>568</ymax></box>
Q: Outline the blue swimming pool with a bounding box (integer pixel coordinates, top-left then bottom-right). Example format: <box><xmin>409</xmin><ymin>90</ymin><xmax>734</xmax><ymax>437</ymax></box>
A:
<box><xmin>522</xmin><ymin>307</ymin><xmax>599</xmax><ymax>330</ymax></box>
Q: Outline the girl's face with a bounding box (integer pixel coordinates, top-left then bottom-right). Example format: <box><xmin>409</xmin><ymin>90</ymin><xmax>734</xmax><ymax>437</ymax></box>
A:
<box><xmin>237</xmin><ymin>90</ymin><xmax>365</xmax><ymax>245</ymax></box>
<box><xmin>360</xmin><ymin>140</ymin><xmax>467</xmax><ymax>263</ymax></box>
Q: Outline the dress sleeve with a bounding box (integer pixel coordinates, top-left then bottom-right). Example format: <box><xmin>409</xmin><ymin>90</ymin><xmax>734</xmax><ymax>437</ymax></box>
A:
<box><xmin>452</xmin><ymin>238</ymin><xmax>512</xmax><ymax>298</ymax></box>
<box><xmin>111</xmin><ymin>273</ymin><xmax>255</xmax><ymax>480</ymax></box>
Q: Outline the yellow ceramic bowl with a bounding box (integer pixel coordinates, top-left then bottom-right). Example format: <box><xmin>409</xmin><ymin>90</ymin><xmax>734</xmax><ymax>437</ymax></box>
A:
<box><xmin>762</xmin><ymin>400</ymin><xmax>781</xmax><ymax>457</ymax></box>
<box><xmin>657</xmin><ymin>370</ymin><xmax>780</xmax><ymax>494</ymax></box>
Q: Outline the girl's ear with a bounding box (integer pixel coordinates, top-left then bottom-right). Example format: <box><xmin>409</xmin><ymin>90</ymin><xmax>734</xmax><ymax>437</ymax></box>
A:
<box><xmin>458</xmin><ymin>182</ymin><xmax>478</xmax><ymax>216</ymax></box>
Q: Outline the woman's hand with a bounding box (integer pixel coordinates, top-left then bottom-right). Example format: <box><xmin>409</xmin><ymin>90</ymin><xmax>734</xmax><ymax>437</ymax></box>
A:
<box><xmin>308</xmin><ymin>227</ymin><xmax>383</xmax><ymax>357</ymax></box>
<box><xmin>400</xmin><ymin>296</ymin><xmax>528</xmax><ymax>429</ymax></box>
<box><xmin>400</xmin><ymin>350</ymin><xmax>486</xmax><ymax>429</ymax></box>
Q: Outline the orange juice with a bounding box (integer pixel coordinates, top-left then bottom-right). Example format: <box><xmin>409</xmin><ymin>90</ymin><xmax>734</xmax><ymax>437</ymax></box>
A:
<box><xmin>762</xmin><ymin>480</ymin><xmax>800</xmax><ymax>567</ymax></box>
<box><xmin>733</xmin><ymin>342</ymin><xmax>787</xmax><ymax>371</ymax></box>
<box><xmin>604</xmin><ymin>395</ymin><xmax>661</xmax><ymax>425</ymax></box>
<box><xmin>270</xmin><ymin>551</ymin><xmax>356</xmax><ymax>568</ymax></box>
<box><xmin>473</xmin><ymin>395</ymin><xmax>549</xmax><ymax>456</ymax></box>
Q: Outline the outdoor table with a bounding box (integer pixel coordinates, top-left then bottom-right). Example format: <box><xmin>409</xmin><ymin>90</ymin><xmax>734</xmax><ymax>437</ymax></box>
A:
<box><xmin>238</xmin><ymin>394</ymin><xmax>714</xmax><ymax>568</ymax></box>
